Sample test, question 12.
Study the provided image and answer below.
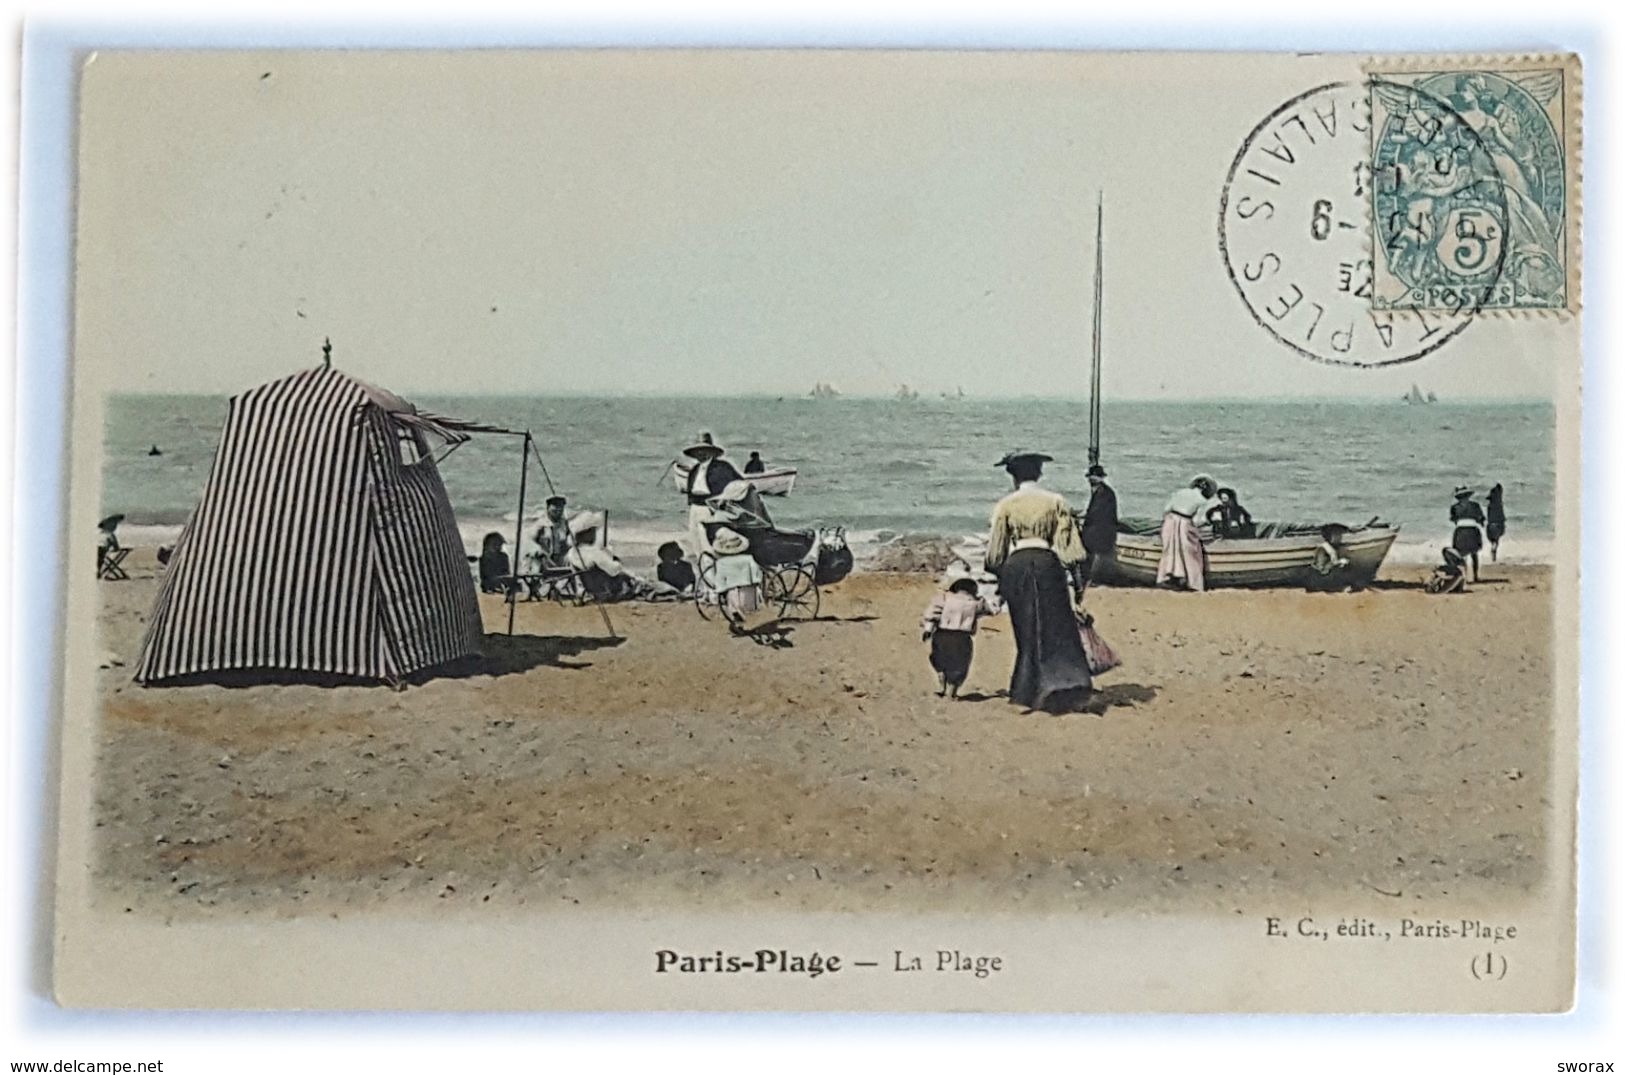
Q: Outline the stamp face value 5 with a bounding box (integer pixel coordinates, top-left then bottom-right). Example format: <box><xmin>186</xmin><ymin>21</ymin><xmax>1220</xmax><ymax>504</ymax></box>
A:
<box><xmin>1368</xmin><ymin>63</ymin><xmax>1575</xmax><ymax>314</ymax></box>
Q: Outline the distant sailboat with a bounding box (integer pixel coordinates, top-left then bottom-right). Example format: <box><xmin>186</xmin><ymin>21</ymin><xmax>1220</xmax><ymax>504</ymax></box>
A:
<box><xmin>1402</xmin><ymin>383</ymin><xmax>1435</xmax><ymax>405</ymax></box>
<box><xmin>895</xmin><ymin>384</ymin><xmax>919</xmax><ymax>401</ymax></box>
<box><xmin>809</xmin><ymin>382</ymin><xmax>841</xmax><ymax>399</ymax></box>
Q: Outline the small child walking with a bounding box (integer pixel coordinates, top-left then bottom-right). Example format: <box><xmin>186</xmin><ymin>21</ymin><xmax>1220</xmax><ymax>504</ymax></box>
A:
<box><xmin>920</xmin><ymin>577</ymin><xmax>1003</xmax><ymax>699</ymax></box>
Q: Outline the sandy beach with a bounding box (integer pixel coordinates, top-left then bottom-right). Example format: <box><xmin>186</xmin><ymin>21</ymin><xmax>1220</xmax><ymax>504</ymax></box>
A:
<box><xmin>89</xmin><ymin>550</ymin><xmax>1555</xmax><ymax>919</ymax></box>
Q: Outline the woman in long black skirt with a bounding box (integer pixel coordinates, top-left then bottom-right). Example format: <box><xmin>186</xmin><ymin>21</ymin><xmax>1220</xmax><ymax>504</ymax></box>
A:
<box><xmin>984</xmin><ymin>451</ymin><xmax>1093</xmax><ymax>713</ymax></box>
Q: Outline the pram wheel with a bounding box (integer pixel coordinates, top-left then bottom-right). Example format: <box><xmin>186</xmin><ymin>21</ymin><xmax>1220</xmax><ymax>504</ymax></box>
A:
<box><xmin>765</xmin><ymin>562</ymin><xmax>820</xmax><ymax>620</ymax></box>
<box><xmin>693</xmin><ymin>551</ymin><xmax>720</xmax><ymax>620</ymax></box>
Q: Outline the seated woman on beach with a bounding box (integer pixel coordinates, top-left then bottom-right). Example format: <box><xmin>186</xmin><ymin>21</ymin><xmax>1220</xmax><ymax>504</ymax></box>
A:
<box><xmin>656</xmin><ymin>541</ymin><xmax>696</xmax><ymax>595</ymax></box>
<box><xmin>478</xmin><ymin>532</ymin><xmax>514</xmax><ymax>594</ymax></box>
<box><xmin>96</xmin><ymin>514</ymin><xmax>123</xmax><ymax>571</ymax></box>
<box><xmin>1205</xmin><ymin>487</ymin><xmax>1255</xmax><ymax>539</ymax></box>
<box><xmin>564</xmin><ymin>514</ymin><xmax>650</xmax><ymax>602</ymax></box>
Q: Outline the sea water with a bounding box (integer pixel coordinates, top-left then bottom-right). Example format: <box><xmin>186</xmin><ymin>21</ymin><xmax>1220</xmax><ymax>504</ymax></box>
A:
<box><xmin>103</xmin><ymin>395</ymin><xmax>1556</xmax><ymax>570</ymax></box>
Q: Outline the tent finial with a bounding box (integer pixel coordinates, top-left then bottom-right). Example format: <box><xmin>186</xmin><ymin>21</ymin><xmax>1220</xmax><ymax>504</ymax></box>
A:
<box><xmin>321</xmin><ymin>337</ymin><xmax>332</xmax><ymax>370</ymax></box>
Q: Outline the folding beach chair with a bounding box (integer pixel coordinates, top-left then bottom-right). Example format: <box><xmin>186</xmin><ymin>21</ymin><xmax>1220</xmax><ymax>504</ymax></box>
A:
<box><xmin>501</xmin><ymin>565</ymin><xmax>616</xmax><ymax>638</ymax></box>
<box><xmin>505</xmin><ymin>565</ymin><xmax>580</xmax><ymax>603</ymax></box>
<box><xmin>97</xmin><ymin>546</ymin><xmax>130</xmax><ymax>581</ymax></box>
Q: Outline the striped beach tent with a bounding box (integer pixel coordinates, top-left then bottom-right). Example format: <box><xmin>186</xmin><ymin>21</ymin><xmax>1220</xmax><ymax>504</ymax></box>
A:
<box><xmin>133</xmin><ymin>366</ymin><xmax>485</xmax><ymax>685</ymax></box>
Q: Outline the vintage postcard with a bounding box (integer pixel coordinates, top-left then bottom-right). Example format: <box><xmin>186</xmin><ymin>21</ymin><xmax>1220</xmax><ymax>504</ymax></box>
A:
<box><xmin>52</xmin><ymin>49</ymin><xmax>1580</xmax><ymax>1011</ymax></box>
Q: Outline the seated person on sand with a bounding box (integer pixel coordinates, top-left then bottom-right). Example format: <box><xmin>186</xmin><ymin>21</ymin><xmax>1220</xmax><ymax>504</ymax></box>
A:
<box><xmin>1205</xmin><ymin>487</ymin><xmax>1255</xmax><ymax>539</ymax></box>
<box><xmin>1304</xmin><ymin>523</ymin><xmax>1356</xmax><ymax>592</ymax></box>
<box><xmin>563</xmin><ymin>513</ymin><xmax>686</xmax><ymax>602</ymax></box>
<box><xmin>656</xmin><ymin>541</ymin><xmax>696</xmax><ymax>595</ymax></box>
<box><xmin>562</xmin><ymin>513</ymin><xmax>646</xmax><ymax>601</ymax></box>
<box><xmin>96</xmin><ymin>514</ymin><xmax>123</xmax><ymax>571</ymax></box>
<box><xmin>478</xmin><ymin>532</ymin><xmax>517</xmax><ymax>595</ymax></box>
<box><xmin>708</xmin><ymin>527</ymin><xmax>764</xmax><ymax>634</ymax></box>
<box><xmin>1425</xmin><ymin>546</ymin><xmax>1469</xmax><ymax>595</ymax></box>
<box><xmin>534</xmin><ymin>495</ymin><xmax>574</xmax><ymax>568</ymax></box>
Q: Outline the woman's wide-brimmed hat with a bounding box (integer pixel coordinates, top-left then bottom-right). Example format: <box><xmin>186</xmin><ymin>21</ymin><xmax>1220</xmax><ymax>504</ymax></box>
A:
<box><xmin>711</xmin><ymin>527</ymin><xmax>750</xmax><ymax>555</ymax></box>
<box><xmin>683</xmin><ymin>432</ymin><xmax>725</xmax><ymax>459</ymax></box>
<box><xmin>1453</xmin><ymin>486</ymin><xmax>1474</xmax><ymax>498</ymax></box>
<box><xmin>994</xmin><ymin>451</ymin><xmax>1053</xmax><ymax>469</ymax></box>
<box><xmin>568</xmin><ymin>510</ymin><xmax>605</xmax><ymax>539</ymax></box>
<box><xmin>1086</xmin><ymin>464</ymin><xmax>1107</xmax><ymax>478</ymax></box>
<box><xmin>1191</xmin><ymin>473</ymin><xmax>1217</xmax><ymax>489</ymax></box>
<box><xmin>97</xmin><ymin>513</ymin><xmax>124</xmax><ymax>532</ymax></box>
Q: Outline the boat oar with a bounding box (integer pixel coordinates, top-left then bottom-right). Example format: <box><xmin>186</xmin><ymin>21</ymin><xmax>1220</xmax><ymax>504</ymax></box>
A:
<box><xmin>655</xmin><ymin>459</ymin><xmax>677</xmax><ymax>487</ymax></box>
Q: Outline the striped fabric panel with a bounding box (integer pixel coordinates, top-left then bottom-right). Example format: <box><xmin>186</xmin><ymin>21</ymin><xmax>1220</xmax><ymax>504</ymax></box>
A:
<box><xmin>133</xmin><ymin>366</ymin><xmax>481</xmax><ymax>684</ymax></box>
<box><xmin>363</xmin><ymin>410</ymin><xmax>484</xmax><ymax>677</ymax></box>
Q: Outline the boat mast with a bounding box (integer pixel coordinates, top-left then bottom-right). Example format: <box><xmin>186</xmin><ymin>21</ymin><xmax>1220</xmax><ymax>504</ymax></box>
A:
<box><xmin>1088</xmin><ymin>193</ymin><xmax>1104</xmax><ymax>467</ymax></box>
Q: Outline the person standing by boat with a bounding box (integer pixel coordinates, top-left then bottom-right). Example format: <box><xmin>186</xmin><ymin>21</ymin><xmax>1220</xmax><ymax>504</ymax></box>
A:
<box><xmin>1157</xmin><ymin>474</ymin><xmax>1217</xmax><ymax>591</ymax></box>
<box><xmin>1079</xmin><ymin>463</ymin><xmax>1118</xmax><ymax>593</ymax></box>
<box><xmin>1486</xmin><ymin>483</ymin><xmax>1507</xmax><ymax>562</ymax></box>
<box><xmin>984</xmin><ymin>451</ymin><xmax>1093</xmax><ymax>713</ymax></box>
<box><xmin>682</xmin><ymin>432</ymin><xmax>743</xmax><ymax>555</ymax></box>
<box><xmin>744</xmin><ymin>450</ymin><xmax>766</xmax><ymax>475</ymax></box>
<box><xmin>1449</xmin><ymin>486</ymin><xmax>1486</xmax><ymax>582</ymax></box>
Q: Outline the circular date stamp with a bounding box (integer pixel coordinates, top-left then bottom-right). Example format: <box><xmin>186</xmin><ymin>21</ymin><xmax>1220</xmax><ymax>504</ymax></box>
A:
<box><xmin>1218</xmin><ymin>81</ymin><xmax>1508</xmax><ymax>368</ymax></box>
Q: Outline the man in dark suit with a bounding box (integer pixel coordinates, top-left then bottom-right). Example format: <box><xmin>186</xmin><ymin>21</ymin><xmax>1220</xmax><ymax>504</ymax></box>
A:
<box><xmin>1079</xmin><ymin>463</ymin><xmax>1119</xmax><ymax>592</ymax></box>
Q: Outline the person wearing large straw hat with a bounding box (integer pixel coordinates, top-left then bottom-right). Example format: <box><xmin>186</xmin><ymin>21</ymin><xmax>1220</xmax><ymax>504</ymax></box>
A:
<box><xmin>984</xmin><ymin>451</ymin><xmax>1093</xmax><ymax>713</ymax></box>
<box><xmin>682</xmin><ymin>432</ymin><xmax>743</xmax><ymax>555</ymax></box>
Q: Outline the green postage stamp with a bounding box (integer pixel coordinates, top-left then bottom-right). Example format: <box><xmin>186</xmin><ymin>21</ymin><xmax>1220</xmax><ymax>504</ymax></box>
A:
<box><xmin>1366</xmin><ymin>57</ymin><xmax>1581</xmax><ymax>315</ymax></box>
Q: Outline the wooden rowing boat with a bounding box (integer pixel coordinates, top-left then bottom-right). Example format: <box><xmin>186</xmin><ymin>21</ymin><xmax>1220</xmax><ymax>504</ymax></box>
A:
<box><xmin>1096</xmin><ymin>519</ymin><xmax>1401</xmax><ymax>588</ymax></box>
<box><xmin>1078</xmin><ymin>201</ymin><xmax>1398</xmax><ymax>589</ymax></box>
<box><xmin>672</xmin><ymin>462</ymin><xmax>798</xmax><ymax>497</ymax></box>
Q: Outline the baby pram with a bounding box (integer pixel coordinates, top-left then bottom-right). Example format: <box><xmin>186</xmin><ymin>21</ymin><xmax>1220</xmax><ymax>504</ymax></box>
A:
<box><xmin>694</xmin><ymin>494</ymin><xmax>852</xmax><ymax>621</ymax></box>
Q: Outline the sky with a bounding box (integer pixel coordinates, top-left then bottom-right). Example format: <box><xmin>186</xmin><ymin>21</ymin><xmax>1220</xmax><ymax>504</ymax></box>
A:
<box><xmin>74</xmin><ymin>50</ymin><xmax>1565</xmax><ymax>400</ymax></box>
